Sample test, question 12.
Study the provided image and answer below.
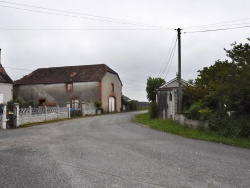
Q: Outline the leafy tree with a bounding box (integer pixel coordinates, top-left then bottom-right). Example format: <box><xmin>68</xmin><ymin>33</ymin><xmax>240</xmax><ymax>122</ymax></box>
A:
<box><xmin>224</xmin><ymin>38</ymin><xmax>250</xmax><ymax>113</ymax></box>
<box><xmin>182</xmin><ymin>39</ymin><xmax>250</xmax><ymax>137</ymax></box>
<box><xmin>146</xmin><ymin>77</ymin><xmax>166</xmax><ymax>102</ymax></box>
<box><xmin>149</xmin><ymin>102</ymin><xmax>158</xmax><ymax>119</ymax></box>
<box><xmin>184</xmin><ymin>39</ymin><xmax>250</xmax><ymax>114</ymax></box>
<box><xmin>195</xmin><ymin>60</ymin><xmax>238</xmax><ymax>111</ymax></box>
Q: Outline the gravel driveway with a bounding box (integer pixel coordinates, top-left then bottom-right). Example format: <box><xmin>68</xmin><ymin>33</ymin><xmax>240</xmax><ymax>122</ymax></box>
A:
<box><xmin>0</xmin><ymin>112</ymin><xmax>249</xmax><ymax>188</ymax></box>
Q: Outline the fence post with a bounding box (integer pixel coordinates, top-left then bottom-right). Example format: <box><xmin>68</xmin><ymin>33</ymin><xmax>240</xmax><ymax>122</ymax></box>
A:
<box><xmin>57</xmin><ymin>105</ymin><xmax>60</xmax><ymax>119</ymax></box>
<box><xmin>66</xmin><ymin>102</ymin><xmax>70</xmax><ymax>118</ymax></box>
<box><xmin>81</xmin><ymin>102</ymin><xmax>85</xmax><ymax>116</ymax></box>
<box><xmin>1</xmin><ymin>104</ymin><xmax>7</xmax><ymax>129</ymax></box>
<box><xmin>13</xmin><ymin>103</ymin><xmax>19</xmax><ymax>127</ymax></box>
<box><xmin>163</xmin><ymin>108</ymin><xmax>166</xmax><ymax>119</ymax></box>
<box><xmin>45</xmin><ymin>106</ymin><xmax>47</xmax><ymax>121</ymax></box>
<box><xmin>29</xmin><ymin>106</ymin><xmax>32</xmax><ymax>122</ymax></box>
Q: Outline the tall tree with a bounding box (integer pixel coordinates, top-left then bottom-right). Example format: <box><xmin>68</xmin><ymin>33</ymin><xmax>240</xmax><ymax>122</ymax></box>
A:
<box><xmin>146</xmin><ymin>77</ymin><xmax>166</xmax><ymax>102</ymax></box>
<box><xmin>183</xmin><ymin>38</ymin><xmax>250</xmax><ymax>114</ymax></box>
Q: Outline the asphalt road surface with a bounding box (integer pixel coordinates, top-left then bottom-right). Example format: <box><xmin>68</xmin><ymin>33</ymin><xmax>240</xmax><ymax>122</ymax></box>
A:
<box><xmin>0</xmin><ymin>112</ymin><xmax>249</xmax><ymax>188</ymax></box>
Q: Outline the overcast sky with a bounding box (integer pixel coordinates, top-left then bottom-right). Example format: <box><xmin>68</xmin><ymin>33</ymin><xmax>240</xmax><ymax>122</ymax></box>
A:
<box><xmin>0</xmin><ymin>0</ymin><xmax>250</xmax><ymax>101</ymax></box>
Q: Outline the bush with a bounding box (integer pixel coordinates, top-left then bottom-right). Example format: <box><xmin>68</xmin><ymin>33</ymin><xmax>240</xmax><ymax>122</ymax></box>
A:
<box><xmin>94</xmin><ymin>101</ymin><xmax>103</xmax><ymax>114</ymax></box>
<box><xmin>208</xmin><ymin>111</ymin><xmax>250</xmax><ymax>138</ymax></box>
<box><xmin>94</xmin><ymin>101</ymin><xmax>102</xmax><ymax>109</ymax></box>
<box><xmin>128</xmin><ymin>100</ymin><xmax>139</xmax><ymax>111</ymax></box>
<box><xmin>7</xmin><ymin>98</ymin><xmax>34</xmax><ymax>109</ymax></box>
<box><xmin>149</xmin><ymin>102</ymin><xmax>158</xmax><ymax>119</ymax></box>
<box><xmin>199</xmin><ymin>107</ymin><xmax>212</xmax><ymax>120</ymax></box>
<box><xmin>184</xmin><ymin>102</ymin><xmax>202</xmax><ymax>120</ymax></box>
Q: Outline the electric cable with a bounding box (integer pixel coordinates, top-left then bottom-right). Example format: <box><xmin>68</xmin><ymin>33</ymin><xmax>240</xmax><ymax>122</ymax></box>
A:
<box><xmin>163</xmin><ymin>38</ymin><xmax>177</xmax><ymax>79</ymax></box>
<box><xmin>159</xmin><ymin>35</ymin><xmax>177</xmax><ymax>78</ymax></box>
<box><xmin>0</xmin><ymin>2</ymin><xmax>174</xmax><ymax>30</ymax></box>
<box><xmin>184</xmin><ymin>25</ymin><xmax>250</xmax><ymax>34</ymax></box>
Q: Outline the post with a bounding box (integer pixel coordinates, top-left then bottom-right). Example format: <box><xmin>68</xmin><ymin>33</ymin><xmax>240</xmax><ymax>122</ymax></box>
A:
<box><xmin>45</xmin><ymin>106</ymin><xmax>48</xmax><ymax>121</ymax></box>
<box><xmin>81</xmin><ymin>102</ymin><xmax>85</xmax><ymax>116</ymax></box>
<box><xmin>66</xmin><ymin>102</ymin><xmax>71</xmax><ymax>118</ymax></box>
<box><xmin>13</xmin><ymin>103</ymin><xmax>19</xmax><ymax>127</ymax></box>
<box><xmin>1</xmin><ymin>104</ymin><xmax>7</xmax><ymax>129</ymax></box>
<box><xmin>57</xmin><ymin>105</ymin><xmax>60</xmax><ymax>119</ymax></box>
<box><xmin>29</xmin><ymin>106</ymin><xmax>32</xmax><ymax>122</ymax></box>
<box><xmin>163</xmin><ymin>108</ymin><xmax>166</xmax><ymax>119</ymax></box>
<box><xmin>177</xmin><ymin>28</ymin><xmax>182</xmax><ymax>114</ymax></box>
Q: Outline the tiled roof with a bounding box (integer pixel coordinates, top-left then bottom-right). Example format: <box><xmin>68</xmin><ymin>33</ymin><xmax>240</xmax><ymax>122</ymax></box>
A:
<box><xmin>15</xmin><ymin>64</ymin><xmax>121</xmax><ymax>85</ymax></box>
<box><xmin>0</xmin><ymin>64</ymin><xmax>13</xmax><ymax>84</ymax></box>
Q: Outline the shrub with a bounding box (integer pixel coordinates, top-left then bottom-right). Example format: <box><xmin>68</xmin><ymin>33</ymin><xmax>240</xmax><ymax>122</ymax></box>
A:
<box><xmin>127</xmin><ymin>100</ymin><xmax>139</xmax><ymax>111</ymax></box>
<box><xmin>208</xmin><ymin>111</ymin><xmax>250</xmax><ymax>138</ymax></box>
<box><xmin>149</xmin><ymin>102</ymin><xmax>158</xmax><ymax>119</ymax></box>
<box><xmin>199</xmin><ymin>107</ymin><xmax>212</xmax><ymax>120</ymax></box>
<box><xmin>94</xmin><ymin>101</ymin><xmax>102</xmax><ymax>109</ymax></box>
<box><xmin>184</xmin><ymin>102</ymin><xmax>202</xmax><ymax>120</ymax></box>
<box><xmin>94</xmin><ymin>101</ymin><xmax>103</xmax><ymax>114</ymax></box>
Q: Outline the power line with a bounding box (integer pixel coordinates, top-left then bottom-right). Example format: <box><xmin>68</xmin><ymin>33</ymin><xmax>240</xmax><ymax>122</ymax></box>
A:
<box><xmin>122</xmin><ymin>81</ymin><xmax>145</xmax><ymax>88</ymax></box>
<box><xmin>0</xmin><ymin>2</ymin><xmax>174</xmax><ymax>30</ymax></box>
<box><xmin>3</xmin><ymin>66</ymin><xmax>33</xmax><ymax>71</ymax></box>
<box><xmin>0</xmin><ymin>28</ymin><xmax>169</xmax><ymax>31</ymax></box>
<box><xmin>184</xmin><ymin>25</ymin><xmax>250</xmax><ymax>33</ymax></box>
<box><xmin>163</xmin><ymin>38</ymin><xmax>177</xmax><ymax>79</ymax></box>
<box><xmin>159</xmin><ymin>35</ymin><xmax>177</xmax><ymax>78</ymax></box>
<box><xmin>184</xmin><ymin>17</ymin><xmax>250</xmax><ymax>29</ymax></box>
<box><xmin>121</xmin><ymin>77</ymin><xmax>145</xmax><ymax>84</ymax></box>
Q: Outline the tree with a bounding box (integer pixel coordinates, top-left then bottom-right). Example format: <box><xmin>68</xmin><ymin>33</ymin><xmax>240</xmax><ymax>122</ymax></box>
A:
<box><xmin>183</xmin><ymin>38</ymin><xmax>250</xmax><ymax>114</ymax></box>
<box><xmin>146</xmin><ymin>77</ymin><xmax>166</xmax><ymax>102</ymax></box>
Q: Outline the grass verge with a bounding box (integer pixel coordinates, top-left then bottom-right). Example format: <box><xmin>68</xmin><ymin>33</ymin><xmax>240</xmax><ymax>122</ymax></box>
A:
<box><xmin>134</xmin><ymin>113</ymin><xmax>250</xmax><ymax>149</ymax></box>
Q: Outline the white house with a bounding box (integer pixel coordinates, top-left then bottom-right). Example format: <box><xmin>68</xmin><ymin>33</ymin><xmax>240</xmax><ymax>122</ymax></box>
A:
<box><xmin>0</xmin><ymin>49</ymin><xmax>13</xmax><ymax>104</ymax></box>
<box><xmin>156</xmin><ymin>77</ymin><xmax>191</xmax><ymax>119</ymax></box>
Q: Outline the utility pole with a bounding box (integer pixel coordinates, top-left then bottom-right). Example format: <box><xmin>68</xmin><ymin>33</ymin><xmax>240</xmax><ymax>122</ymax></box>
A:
<box><xmin>177</xmin><ymin>28</ymin><xmax>182</xmax><ymax>114</ymax></box>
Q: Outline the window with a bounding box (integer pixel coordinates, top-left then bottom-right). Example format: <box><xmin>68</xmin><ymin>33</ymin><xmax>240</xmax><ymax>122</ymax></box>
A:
<box><xmin>169</xmin><ymin>93</ymin><xmax>172</xmax><ymax>101</ymax></box>
<box><xmin>66</xmin><ymin>83</ymin><xmax>73</xmax><ymax>92</ymax></box>
<box><xmin>111</xmin><ymin>83</ymin><xmax>114</xmax><ymax>92</ymax></box>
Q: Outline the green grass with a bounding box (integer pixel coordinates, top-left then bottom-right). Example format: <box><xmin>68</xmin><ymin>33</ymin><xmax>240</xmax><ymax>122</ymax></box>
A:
<box><xmin>134</xmin><ymin>113</ymin><xmax>250</xmax><ymax>149</ymax></box>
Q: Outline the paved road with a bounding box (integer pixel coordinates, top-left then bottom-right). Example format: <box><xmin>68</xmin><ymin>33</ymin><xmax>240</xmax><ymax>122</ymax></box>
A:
<box><xmin>0</xmin><ymin>112</ymin><xmax>249</xmax><ymax>188</ymax></box>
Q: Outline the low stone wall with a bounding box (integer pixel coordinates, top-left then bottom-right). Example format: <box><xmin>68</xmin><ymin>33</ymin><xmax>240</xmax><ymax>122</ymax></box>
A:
<box><xmin>174</xmin><ymin>114</ymin><xmax>208</xmax><ymax>129</ymax></box>
<box><xmin>84</xmin><ymin>103</ymin><xmax>96</xmax><ymax>115</ymax></box>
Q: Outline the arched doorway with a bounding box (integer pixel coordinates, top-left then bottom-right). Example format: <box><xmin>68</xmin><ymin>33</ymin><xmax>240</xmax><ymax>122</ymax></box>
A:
<box><xmin>108</xmin><ymin>97</ymin><xmax>115</xmax><ymax>112</ymax></box>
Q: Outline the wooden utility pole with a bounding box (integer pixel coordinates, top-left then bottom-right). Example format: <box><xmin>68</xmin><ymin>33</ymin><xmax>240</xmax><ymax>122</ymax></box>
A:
<box><xmin>177</xmin><ymin>28</ymin><xmax>182</xmax><ymax>114</ymax></box>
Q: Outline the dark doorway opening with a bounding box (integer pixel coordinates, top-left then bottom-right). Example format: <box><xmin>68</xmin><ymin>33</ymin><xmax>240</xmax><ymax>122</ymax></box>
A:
<box><xmin>39</xmin><ymin>99</ymin><xmax>46</xmax><ymax>106</ymax></box>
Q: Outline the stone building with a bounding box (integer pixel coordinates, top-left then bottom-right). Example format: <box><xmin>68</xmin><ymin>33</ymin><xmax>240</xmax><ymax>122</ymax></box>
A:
<box><xmin>156</xmin><ymin>77</ymin><xmax>190</xmax><ymax>119</ymax></box>
<box><xmin>14</xmin><ymin>64</ymin><xmax>122</xmax><ymax>114</ymax></box>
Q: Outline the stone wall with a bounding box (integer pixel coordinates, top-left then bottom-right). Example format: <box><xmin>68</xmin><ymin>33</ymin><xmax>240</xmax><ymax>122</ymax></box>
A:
<box><xmin>14</xmin><ymin>82</ymin><xmax>99</xmax><ymax>108</ymax></box>
<box><xmin>174</xmin><ymin>114</ymin><xmax>208</xmax><ymax>129</ymax></box>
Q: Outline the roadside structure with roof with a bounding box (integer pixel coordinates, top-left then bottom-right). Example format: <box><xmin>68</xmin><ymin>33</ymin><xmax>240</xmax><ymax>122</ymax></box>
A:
<box><xmin>156</xmin><ymin>77</ymin><xmax>191</xmax><ymax>119</ymax></box>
